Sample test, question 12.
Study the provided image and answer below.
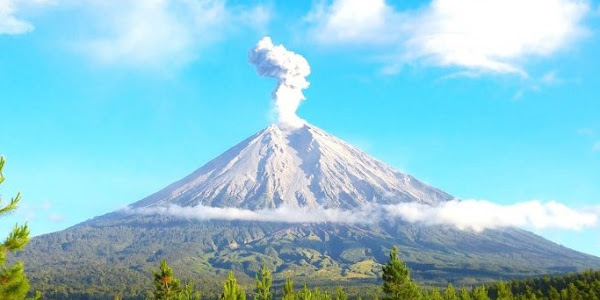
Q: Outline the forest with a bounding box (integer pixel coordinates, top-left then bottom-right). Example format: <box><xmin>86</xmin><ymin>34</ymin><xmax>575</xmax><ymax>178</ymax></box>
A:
<box><xmin>59</xmin><ymin>247</ymin><xmax>600</xmax><ymax>300</ymax></box>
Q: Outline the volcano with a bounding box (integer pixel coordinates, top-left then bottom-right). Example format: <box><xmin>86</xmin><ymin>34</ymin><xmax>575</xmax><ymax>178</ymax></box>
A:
<box><xmin>19</xmin><ymin>124</ymin><xmax>600</xmax><ymax>299</ymax></box>
<box><xmin>131</xmin><ymin>124</ymin><xmax>452</xmax><ymax>210</ymax></box>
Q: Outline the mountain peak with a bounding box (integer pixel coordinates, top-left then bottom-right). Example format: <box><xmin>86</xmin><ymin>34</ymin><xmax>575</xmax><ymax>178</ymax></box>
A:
<box><xmin>132</xmin><ymin>124</ymin><xmax>453</xmax><ymax>210</ymax></box>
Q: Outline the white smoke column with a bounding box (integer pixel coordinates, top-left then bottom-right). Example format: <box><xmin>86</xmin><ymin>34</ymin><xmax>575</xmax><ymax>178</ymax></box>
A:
<box><xmin>249</xmin><ymin>37</ymin><xmax>311</xmax><ymax>128</ymax></box>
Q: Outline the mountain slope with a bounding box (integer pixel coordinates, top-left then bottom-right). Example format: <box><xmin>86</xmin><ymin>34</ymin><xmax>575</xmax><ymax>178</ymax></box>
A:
<box><xmin>131</xmin><ymin>124</ymin><xmax>452</xmax><ymax>210</ymax></box>
<box><xmin>17</xmin><ymin>124</ymin><xmax>600</xmax><ymax>300</ymax></box>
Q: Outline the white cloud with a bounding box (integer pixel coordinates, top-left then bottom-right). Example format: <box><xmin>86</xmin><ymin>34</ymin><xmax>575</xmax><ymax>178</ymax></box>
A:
<box><xmin>383</xmin><ymin>200</ymin><xmax>597</xmax><ymax>232</ymax></box>
<box><xmin>131</xmin><ymin>204</ymin><xmax>373</xmax><ymax>224</ymax></box>
<box><xmin>577</xmin><ymin>128</ymin><xmax>594</xmax><ymax>137</ymax></box>
<box><xmin>75</xmin><ymin>0</ymin><xmax>270</xmax><ymax>69</ymax></box>
<box><xmin>306</xmin><ymin>0</ymin><xmax>404</xmax><ymax>45</ymax></box>
<box><xmin>0</xmin><ymin>0</ymin><xmax>34</xmax><ymax>34</ymax></box>
<box><xmin>307</xmin><ymin>0</ymin><xmax>591</xmax><ymax>75</ymax></box>
<box><xmin>130</xmin><ymin>199</ymin><xmax>598</xmax><ymax>232</ymax></box>
<box><xmin>47</xmin><ymin>213</ymin><xmax>65</xmax><ymax>222</ymax></box>
<box><xmin>593</xmin><ymin>141</ymin><xmax>600</xmax><ymax>152</ymax></box>
<box><xmin>540</xmin><ymin>71</ymin><xmax>561</xmax><ymax>85</ymax></box>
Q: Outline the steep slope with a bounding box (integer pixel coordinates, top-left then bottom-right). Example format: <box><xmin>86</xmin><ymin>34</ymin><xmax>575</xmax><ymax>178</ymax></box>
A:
<box><xmin>131</xmin><ymin>124</ymin><xmax>452</xmax><ymax>210</ymax></box>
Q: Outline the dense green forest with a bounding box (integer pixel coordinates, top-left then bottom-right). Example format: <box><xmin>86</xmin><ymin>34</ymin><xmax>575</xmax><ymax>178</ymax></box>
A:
<box><xmin>31</xmin><ymin>248</ymin><xmax>600</xmax><ymax>300</ymax></box>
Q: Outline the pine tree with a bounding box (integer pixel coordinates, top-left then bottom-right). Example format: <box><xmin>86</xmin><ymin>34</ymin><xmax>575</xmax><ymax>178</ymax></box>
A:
<box><xmin>566</xmin><ymin>283</ymin><xmax>581</xmax><ymax>300</ymax></box>
<box><xmin>178</xmin><ymin>283</ymin><xmax>201</xmax><ymax>300</ymax></box>
<box><xmin>496</xmin><ymin>281</ymin><xmax>513</xmax><ymax>300</ymax></box>
<box><xmin>472</xmin><ymin>287</ymin><xmax>490</xmax><ymax>300</ymax></box>
<box><xmin>312</xmin><ymin>288</ymin><xmax>331</xmax><ymax>300</ymax></box>
<box><xmin>0</xmin><ymin>156</ymin><xmax>35</xmax><ymax>300</ymax></box>
<box><xmin>444</xmin><ymin>284</ymin><xmax>458</xmax><ymax>300</ymax></box>
<box><xmin>283</xmin><ymin>278</ymin><xmax>294</xmax><ymax>300</ymax></box>
<box><xmin>335</xmin><ymin>286</ymin><xmax>347</xmax><ymax>300</ymax></box>
<box><xmin>298</xmin><ymin>284</ymin><xmax>312</xmax><ymax>300</ymax></box>
<box><xmin>221</xmin><ymin>271</ymin><xmax>245</xmax><ymax>300</ymax></box>
<box><xmin>255</xmin><ymin>263</ymin><xmax>272</xmax><ymax>300</ymax></box>
<box><xmin>152</xmin><ymin>260</ymin><xmax>182</xmax><ymax>300</ymax></box>
<box><xmin>426</xmin><ymin>289</ymin><xmax>443</xmax><ymax>300</ymax></box>
<box><xmin>459</xmin><ymin>287</ymin><xmax>471</xmax><ymax>300</ymax></box>
<box><xmin>382</xmin><ymin>246</ymin><xmax>422</xmax><ymax>300</ymax></box>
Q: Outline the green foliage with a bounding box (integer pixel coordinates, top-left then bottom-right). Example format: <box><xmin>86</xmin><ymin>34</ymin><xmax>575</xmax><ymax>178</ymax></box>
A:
<box><xmin>298</xmin><ymin>284</ymin><xmax>312</xmax><ymax>300</ymax></box>
<box><xmin>283</xmin><ymin>278</ymin><xmax>294</xmax><ymax>300</ymax></box>
<box><xmin>459</xmin><ymin>287</ymin><xmax>471</xmax><ymax>300</ymax></box>
<box><xmin>0</xmin><ymin>156</ymin><xmax>34</xmax><ymax>300</ymax></box>
<box><xmin>472</xmin><ymin>286</ymin><xmax>490</xmax><ymax>300</ymax></box>
<box><xmin>177</xmin><ymin>283</ymin><xmax>201</xmax><ymax>300</ymax></box>
<box><xmin>335</xmin><ymin>286</ymin><xmax>347</xmax><ymax>300</ymax></box>
<box><xmin>19</xmin><ymin>218</ymin><xmax>600</xmax><ymax>299</ymax></box>
<box><xmin>151</xmin><ymin>260</ymin><xmax>199</xmax><ymax>300</ymax></box>
<box><xmin>382</xmin><ymin>246</ymin><xmax>422</xmax><ymax>300</ymax></box>
<box><xmin>423</xmin><ymin>289</ymin><xmax>442</xmax><ymax>300</ymax></box>
<box><xmin>255</xmin><ymin>263</ymin><xmax>272</xmax><ymax>300</ymax></box>
<box><xmin>151</xmin><ymin>259</ymin><xmax>182</xmax><ymax>300</ymax></box>
<box><xmin>221</xmin><ymin>271</ymin><xmax>245</xmax><ymax>300</ymax></box>
<box><xmin>443</xmin><ymin>284</ymin><xmax>457</xmax><ymax>300</ymax></box>
<box><xmin>496</xmin><ymin>281</ymin><xmax>513</xmax><ymax>300</ymax></box>
<box><xmin>547</xmin><ymin>287</ymin><xmax>559</xmax><ymax>300</ymax></box>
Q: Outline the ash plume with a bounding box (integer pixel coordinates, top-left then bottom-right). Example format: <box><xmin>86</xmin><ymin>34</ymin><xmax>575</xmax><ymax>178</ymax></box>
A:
<box><xmin>249</xmin><ymin>37</ymin><xmax>311</xmax><ymax>128</ymax></box>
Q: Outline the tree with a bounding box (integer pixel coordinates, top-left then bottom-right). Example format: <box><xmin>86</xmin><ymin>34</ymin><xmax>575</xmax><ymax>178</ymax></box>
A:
<box><xmin>496</xmin><ymin>281</ymin><xmax>513</xmax><ymax>300</ymax></box>
<box><xmin>282</xmin><ymin>278</ymin><xmax>294</xmax><ymax>300</ymax></box>
<box><xmin>152</xmin><ymin>260</ymin><xmax>182</xmax><ymax>300</ymax></box>
<box><xmin>459</xmin><ymin>287</ymin><xmax>471</xmax><ymax>300</ymax></box>
<box><xmin>298</xmin><ymin>284</ymin><xmax>312</xmax><ymax>300</ymax></box>
<box><xmin>178</xmin><ymin>283</ymin><xmax>201</xmax><ymax>300</ymax></box>
<box><xmin>221</xmin><ymin>271</ymin><xmax>245</xmax><ymax>300</ymax></box>
<box><xmin>255</xmin><ymin>263</ymin><xmax>272</xmax><ymax>300</ymax></box>
<box><xmin>472</xmin><ymin>287</ymin><xmax>490</xmax><ymax>300</ymax></box>
<box><xmin>566</xmin><ymin>283</ymin><xmax>581</xmax><ymax>300</ymax></box>
<box><xmin>424</xmin><ymin>289</ymin><xmax>442</xmax><ymax>300</ymax></box>
<box><xmin>547</xmin><ymin>287</ymin><xmax>560</xmax><ymax>300</ymax></box>
<box><xmin>335</xmin><ymin>286</ymin><xmax>347</xmax><ymax>300</ymax></box>
<box><xmin>382</xmin><ymin>246</ymin><xmax>422</xmax><ymax>300</ymax></box>
<box><xmin>0</xmin><ymin>156</ymin><xmax>35</xmax><ymax>300</ymax></box>
<box><xmin>444</xmin><ymin>284</ymin><xmax>458</xmax><ymax>300</ymax></box>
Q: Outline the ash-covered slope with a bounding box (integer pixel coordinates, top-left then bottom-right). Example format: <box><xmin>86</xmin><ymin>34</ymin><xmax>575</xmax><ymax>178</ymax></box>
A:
<box><xmin>132</xmin><ymin>124</ymin><xmax>452</xmax><ymax>210</ymax></box>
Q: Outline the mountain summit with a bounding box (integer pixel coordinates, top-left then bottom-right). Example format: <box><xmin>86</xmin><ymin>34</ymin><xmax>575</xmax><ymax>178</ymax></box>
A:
<box><xmin>132</xmin><ymin>124</ymin><xmax>451</xmax><ymax>210</ymax></box>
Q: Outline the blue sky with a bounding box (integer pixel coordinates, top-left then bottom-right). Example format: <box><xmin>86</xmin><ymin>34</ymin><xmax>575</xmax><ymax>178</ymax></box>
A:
<box><xmin>1</xmin><ymin>0</ymin><xmax>600</xmax><ymax>256</ymax></box>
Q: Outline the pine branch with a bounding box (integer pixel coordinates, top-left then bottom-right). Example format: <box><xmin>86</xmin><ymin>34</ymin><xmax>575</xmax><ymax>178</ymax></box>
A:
<box><xmin>3</xmin><ymin>224</ymin><xmax>30</xmax><ymax>252</ymax></box>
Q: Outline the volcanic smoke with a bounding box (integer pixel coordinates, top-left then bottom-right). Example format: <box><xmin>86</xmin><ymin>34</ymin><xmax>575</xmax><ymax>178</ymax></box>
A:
<box><xmin>249</xmin><ymin>37</ymin><xmax>311</xmax><ymax>128</ymax></box>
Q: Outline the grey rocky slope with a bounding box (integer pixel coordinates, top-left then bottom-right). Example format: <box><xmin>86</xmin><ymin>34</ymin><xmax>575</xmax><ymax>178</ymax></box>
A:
<box><xmin>131</xmin><ymin>124</ymin><xmax>452</xmax><ymax>210</ymax></box>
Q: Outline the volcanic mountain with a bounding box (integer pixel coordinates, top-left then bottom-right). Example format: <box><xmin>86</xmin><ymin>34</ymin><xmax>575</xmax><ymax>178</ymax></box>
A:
<box><xmin>19</xmin><ymin>124</ymin><xmax>600</xmax><ymax>299</ymax></box>
<box><xmin>131</xmin><ymin>124</ymin><xmax>451</xmax><ymax>210</ymax></box>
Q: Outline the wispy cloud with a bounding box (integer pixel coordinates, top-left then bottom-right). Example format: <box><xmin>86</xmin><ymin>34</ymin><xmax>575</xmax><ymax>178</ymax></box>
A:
<box><xmin>2</xmin><ymin>0</ymin><xmax>270</xmax><ymax>69</ymax></box>
<box><xmin>577</xmin><ymin>128</ymin><xmax>595</xmax><ymax>137</ymax></box>
<box><xmin>306</xmin><ymin>0</ymin><xmax>591</xmax><ymax>76</ymax></box>
<box><xmin>47</xmin><ymin>213</ymin><xmax>66</xmax><ymax>222</ymax></box>
<box><xmin>130</xmin><ymin>199</ymin><xmax>598</xmax><ymax>232</ymax></box>
<box><xmin>75</xmin><ymin>0</ymin><xmax>270</xmax><ymax>70</ymax></box>
<box><xmin>130</xmin><ymin>204</ymin><xmax>373</xmax><ymax>224</ymax></box>
<box><xmin>14</xmin><ymin>199</ymin><xmax>54</xmax><ymax>222</ymax></box>
<box><xmin>576</xmin><ymin>127</ymin><xmax>600</xmax><ymax>152</ymax></box>
<box><xmin>0</xmin><ymin>0</ymin><xmax>34</xmax><ymax>34</ymax></box>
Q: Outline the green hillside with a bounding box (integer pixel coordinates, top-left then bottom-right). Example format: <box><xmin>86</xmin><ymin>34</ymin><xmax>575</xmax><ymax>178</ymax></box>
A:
<box><xmin>15</xmin><ymin>215</ymin><xmax>600</xmax><ymax>299</ymax></box>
